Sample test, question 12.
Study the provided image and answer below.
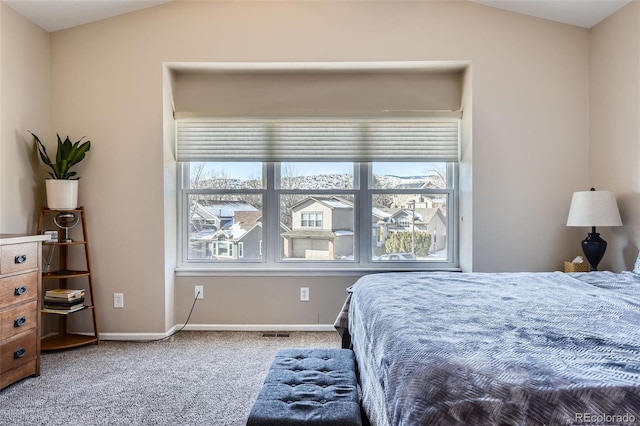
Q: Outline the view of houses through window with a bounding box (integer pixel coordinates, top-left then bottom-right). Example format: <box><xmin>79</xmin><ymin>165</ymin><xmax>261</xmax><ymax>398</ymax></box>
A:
<box><xmin>183</xmin><ymin>161</ymin><xmax>453</xmax><ymax>265</ymax></box>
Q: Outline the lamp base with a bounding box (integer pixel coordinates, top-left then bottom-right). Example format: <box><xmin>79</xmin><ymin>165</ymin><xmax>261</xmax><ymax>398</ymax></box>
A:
<box><xmin>581</xmin><ymin>230</ymin><xmax>607</xmax><ymax>271</ymax></box>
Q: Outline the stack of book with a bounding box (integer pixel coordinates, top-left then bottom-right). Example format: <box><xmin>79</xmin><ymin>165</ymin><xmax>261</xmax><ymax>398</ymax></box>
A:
<box><xmin>42</xmin><ymin>288</ymin><xmax>85</xmax><ymax>314</ymax></box>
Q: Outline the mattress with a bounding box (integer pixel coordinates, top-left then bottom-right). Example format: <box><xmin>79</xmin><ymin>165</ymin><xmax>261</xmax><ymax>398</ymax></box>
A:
<box><xmin>337</xmin><ymin>271</ymin><xmax>640</xmax><ymax>425</ymax></box>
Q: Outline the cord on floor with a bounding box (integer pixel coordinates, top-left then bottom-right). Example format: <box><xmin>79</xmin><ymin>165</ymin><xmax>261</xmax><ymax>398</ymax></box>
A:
<box><xmin>107</xmin><ymin>290</ymin><xmax>200</xmax><ymax>343</ymax></box>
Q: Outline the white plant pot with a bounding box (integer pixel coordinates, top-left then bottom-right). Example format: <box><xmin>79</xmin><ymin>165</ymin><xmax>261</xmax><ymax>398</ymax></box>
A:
<box><xmin>46</xmin><ymin>179</ymin><xmax>79</xmax><ymax>210</ymax></box>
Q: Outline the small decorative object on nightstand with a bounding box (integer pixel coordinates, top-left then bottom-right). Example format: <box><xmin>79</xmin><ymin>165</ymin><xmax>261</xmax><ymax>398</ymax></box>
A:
<box><xmin>563</xmin><ymin>256</ymin><xmax>590</xmax><ymax>273</ymax></box>
<box><xmin>566</xmin><ymin>188</ymin><xmax>622</xmax><ymax>271</ymax></box>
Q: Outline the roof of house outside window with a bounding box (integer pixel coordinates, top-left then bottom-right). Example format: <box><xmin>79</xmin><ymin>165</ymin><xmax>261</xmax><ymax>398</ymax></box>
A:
<box><xmin>290</xmin><ymin>196</ymin><xmax>353</xmax><ymax>211</ymax></box>
<box><xmin>196</xmin><ymin>200</ymin><xmax>259</xmax><ymax>218</ymax></box>
<box><xmin>282</xmin><ymin>229</ymin><xmax>353</xmax><ymax>239</ymax></box>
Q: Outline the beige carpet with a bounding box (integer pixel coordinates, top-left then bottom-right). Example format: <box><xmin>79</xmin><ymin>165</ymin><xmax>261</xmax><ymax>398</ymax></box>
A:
<box><xmin>0</xmin><ymin>331</ymin><xmax>341</xmax><ymax>426</ymax></box>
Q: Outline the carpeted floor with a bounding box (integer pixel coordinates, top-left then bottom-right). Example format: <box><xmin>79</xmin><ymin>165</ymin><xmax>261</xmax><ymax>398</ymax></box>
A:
<box><xmin>0</xmin><ymin>331</ymin><xmax>341</xmax><ymax>426</ymax></box>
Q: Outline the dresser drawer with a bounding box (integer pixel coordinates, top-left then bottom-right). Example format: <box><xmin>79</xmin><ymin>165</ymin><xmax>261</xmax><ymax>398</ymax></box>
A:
<box><xmin>0</xmin><ymin>358</ymin><xmax>37</xmax><ymax>389</ymax></box>
<box><xmin>0</xmin><ymin>330</ymin><xmax>37</xmax><ymax>374</ymax></box>
<box><xmin>0</xmin><ymin>242</ymin><xmax>38</xmax><ymax>275</ymax></box>
<box><xmin>0</xmin><ymin>301</ymin><xmax>38</xmax><ymax>340</ymax></box>
<box><xmin>0</xmin><ymin>271</ymin><xmax>37</xmax><ymax>309</ymax></box>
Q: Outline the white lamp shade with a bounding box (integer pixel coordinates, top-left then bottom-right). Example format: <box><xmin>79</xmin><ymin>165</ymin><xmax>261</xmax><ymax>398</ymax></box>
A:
<box><xmin>566</xmin><ymin>190</ymin><xmax>622</xmax><ymax>227</ymax></box>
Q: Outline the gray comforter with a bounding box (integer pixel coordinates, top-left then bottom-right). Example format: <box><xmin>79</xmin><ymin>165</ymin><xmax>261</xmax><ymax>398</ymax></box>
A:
<box><xmin>339</xmin><ymin>271</ymin><xmax>640</xmax><ymax>425</ymax></box>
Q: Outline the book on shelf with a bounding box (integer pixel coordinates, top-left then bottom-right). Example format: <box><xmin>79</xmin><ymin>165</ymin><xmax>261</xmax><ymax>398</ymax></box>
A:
<box><xmin>43</xmin><ymin>299</ymin><xmax>85</xmax><ymax>309</ymax></box>
<box><xmin>41</xmin><ymin>304</ymin><xmax>85</xmax><ymax>314</ymax></box>
<box><xmin>43</xmin><ymin>297</ymin><xmax>85</xmax><ymax>306</ymax></box>
<box><xmin>45</xmin><ymin>288</ymin><xmax>85</xmax><ymax>300</ymax></box>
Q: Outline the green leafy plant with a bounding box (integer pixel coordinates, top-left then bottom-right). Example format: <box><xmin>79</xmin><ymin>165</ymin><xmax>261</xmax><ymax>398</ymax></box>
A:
<box><xmin>30</xmin><ymin>131</ymin><xmax>91</xmax><ymax>179</ymax></box>
<box><xmin>384</xmin><ymin>231</ymin><xmax>432</xmax><ymax>256</ymax></box>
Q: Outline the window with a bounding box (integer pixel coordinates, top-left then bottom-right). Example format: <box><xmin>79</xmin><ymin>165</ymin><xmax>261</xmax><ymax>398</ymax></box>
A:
<box><xmin>184</xmin><ymin>162</ymin><xmax>263</xmax><ymax>262</ymax></box>
<box><xmin>177</xmin><ymin>118</ymin><xmax>459</xmax><ymax>271</ymax></box>
<box><xmin>301</xmin><ymin>212</ymin><xmax>323</xmax><ymax>228</ymax></box>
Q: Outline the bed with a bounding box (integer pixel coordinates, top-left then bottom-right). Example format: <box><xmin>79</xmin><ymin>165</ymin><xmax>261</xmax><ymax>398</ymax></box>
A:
<box><xmin>335</xmin><ymin>270</ymin><xmax>640</xmax><ymax>425</ymax></box>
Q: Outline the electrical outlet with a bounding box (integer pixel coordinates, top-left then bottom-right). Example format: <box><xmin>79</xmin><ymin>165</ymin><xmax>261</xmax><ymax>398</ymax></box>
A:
<box><xmin>113</xmin><ymin>293</ymin><xmax>124</xmax><ymax>309</ymax></box>
<box><xmin>300</xmin><ymin>287</ymin><xmax>309</xmax><ymax>302</ymax></box>
<box><xmin>195</xmin><ymin>285</ymin><xmax>204</xmax><ymax>300</ymax></box>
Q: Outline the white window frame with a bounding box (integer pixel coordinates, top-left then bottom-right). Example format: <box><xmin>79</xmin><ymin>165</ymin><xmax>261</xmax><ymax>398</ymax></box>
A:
<box><xmin>398</xmin><ymin>216</ymin><xmax>410</xmax><ymax>228</ymax></box>
<box><xmin>301</xmin><ymin>212</ymin><xmax>323</xmax><ymax>228</ymax></box>
<box><xmin>213</xmin><ymin>240</ymin><xmax>234</xmax><ymax>258</ymax></box>
<box><xmin>177</xmin><ymin>161</ymin><xmax>458</xmax><ymax>274</ymax></box>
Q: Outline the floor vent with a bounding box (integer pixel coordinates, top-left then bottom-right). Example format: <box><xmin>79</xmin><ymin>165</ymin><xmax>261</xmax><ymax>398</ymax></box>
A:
<box><xmin>262</xmin><ymin>332</ymin><xmax>290</xmax><ymax>338</ymax></box>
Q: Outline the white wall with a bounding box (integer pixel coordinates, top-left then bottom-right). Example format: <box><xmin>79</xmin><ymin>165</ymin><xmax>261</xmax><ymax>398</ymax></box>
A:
<box><xmin>2</xmin><ymin>0</ymin><xmax>614</xmax><ymax>334</ymax></box>
<box><xmin>590</xmin><ymin>0</ymin><xmax>640</xmax><ymax>271</ymax></box>
<box><xmin>0</xmin><ymin>2</ymin><xmax>50</xmax><ymax>234</ymax></box>
<box><xmin>459</xmin><ymin>65</ymin><xmax>473</xmax><ymax>271</ymax></box>
<box><xmin>162</xmin><ymin>66</ymin><xmax>177</xmax><ymax>332</ymax></box>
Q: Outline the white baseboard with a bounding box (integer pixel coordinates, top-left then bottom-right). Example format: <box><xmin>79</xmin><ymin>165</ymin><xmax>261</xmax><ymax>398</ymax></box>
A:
<box><xmin>98</xmin><ymin>332</ymin><xmax>173</xmax><ymax>341</ymax></box>
<box><xmin>99</xmin><ymin>324</ymin><xmax>336</xmax><ymax>341</ymax></box>
<box><xmin>180</xmin><ymin>324</ymin><xmax>336</xmax><ymax>332</ymax></box>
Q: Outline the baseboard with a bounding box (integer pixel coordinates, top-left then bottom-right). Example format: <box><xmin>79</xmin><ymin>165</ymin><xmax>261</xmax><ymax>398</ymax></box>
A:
<box><xmin>99</xmin><ymin>324</ymin><xmax>336</xmax><ymax>341</ymax></box>
<box><xmin>180</xmin><ymin>324</ymin><xmax>336</xmax><ymax>332</ymax></box>
<box><xmin>98</xmin><ymin>332</ymin><xmax>173</xmax><ymax>341</ymax></box>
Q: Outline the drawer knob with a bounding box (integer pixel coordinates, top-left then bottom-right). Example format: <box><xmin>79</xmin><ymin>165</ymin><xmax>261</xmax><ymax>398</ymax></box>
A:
<box><xmin>14</xmin><ymin>316</ymin><xmax>26</xmax><ymax>328</ymax></box>
<box><xmin>14</xmin><ymin>254</ymin><xmax>27</xmax><ymax>264</ymax></box>
<box><xmin>14</xmin><ymin>347</ymin><xmax>26</xmax><ymax>359</ymax></box>
<box><xmin>14</xmin><ymin>286</ymin><xmax>27</xmax><ymax>296</ymax></box>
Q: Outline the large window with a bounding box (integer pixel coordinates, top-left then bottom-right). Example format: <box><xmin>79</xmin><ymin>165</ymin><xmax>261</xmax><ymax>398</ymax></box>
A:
<box><xmin>177</xmin><ymin>118</ymin><xmax>459</xmax><ymax>271</ymax></box>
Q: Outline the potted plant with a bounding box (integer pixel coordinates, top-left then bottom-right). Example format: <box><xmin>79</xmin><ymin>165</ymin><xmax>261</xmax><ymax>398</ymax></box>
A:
<box><xmin>30</xmin><ymin>131</ymin><xmax>91</xmax><ymax>210</ymax></box>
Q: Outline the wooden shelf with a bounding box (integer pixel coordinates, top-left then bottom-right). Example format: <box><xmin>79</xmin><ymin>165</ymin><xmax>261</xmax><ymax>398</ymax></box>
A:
<box><xmin>43</xmin><ymin>270</ymin><xmax>90</xmax><ymax>279</ymax></box>
<box><xmin>41</xmin><ymin>333</ymin><xmax>99</xmax><ymax>351</ymax></box>
<box><xmin>41</xmin><ymin>305</ymin><xmax>94</xmax><ymax>315</ymax></box>
<box><xmin>44</xmin><ymin>241</ymin><xmax>86</xmax><ymax>246</ymax></box>
<box><xmin>37</xmin><ymin>206</ymin><xmax>99</xmax><ymax>351</ymax></box>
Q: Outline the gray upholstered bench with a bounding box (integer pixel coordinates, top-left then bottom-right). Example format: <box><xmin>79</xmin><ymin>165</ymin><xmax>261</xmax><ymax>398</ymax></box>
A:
<box><xmin>247</xmin><ymin>348</ymin><xmax>362</xmax><ymax>426</ymax></box>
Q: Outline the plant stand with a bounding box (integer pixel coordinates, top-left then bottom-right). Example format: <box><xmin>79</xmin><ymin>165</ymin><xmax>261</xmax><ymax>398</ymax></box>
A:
<box><xmin>37</xmin><ymin>206</ymin><xmax>99</xmax><ymax>350</ymax></box>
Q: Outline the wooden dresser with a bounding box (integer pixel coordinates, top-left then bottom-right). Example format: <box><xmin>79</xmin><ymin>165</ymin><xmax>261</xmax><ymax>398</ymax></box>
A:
<box><xmin>0</xmin><ymin>234</ymin><xmax>48</xmax><ymax>389</ymax></box>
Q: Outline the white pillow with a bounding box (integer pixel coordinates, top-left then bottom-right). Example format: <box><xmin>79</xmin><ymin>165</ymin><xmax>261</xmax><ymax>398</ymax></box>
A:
<box><xmin>633</xmin><ymin>251</ymin><xmax>640</xmax><ymax>275</ymax></box>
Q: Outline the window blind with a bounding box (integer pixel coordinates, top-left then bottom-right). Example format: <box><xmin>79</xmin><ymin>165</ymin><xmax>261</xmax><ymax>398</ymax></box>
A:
<box><xmin>176</xmin><ymin>118</ymin><xmax>459</xmax><ymax>162</ymax></box>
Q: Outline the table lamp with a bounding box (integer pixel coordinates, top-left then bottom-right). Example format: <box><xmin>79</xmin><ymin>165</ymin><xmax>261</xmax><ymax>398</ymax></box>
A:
<box><xmin>566</xmin><ymin>188</ymin><xmax>622</xmax><ymax>271</ymax></box>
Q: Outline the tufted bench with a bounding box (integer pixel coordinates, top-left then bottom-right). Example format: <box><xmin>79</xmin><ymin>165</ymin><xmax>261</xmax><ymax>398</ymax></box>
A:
<box><xmin>247</xmin><ymin>348</ymin><xmax>362</xmax><ymax>426</ymax></box>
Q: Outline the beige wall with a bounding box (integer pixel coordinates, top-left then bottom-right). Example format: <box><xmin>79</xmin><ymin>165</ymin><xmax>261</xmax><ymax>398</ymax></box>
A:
<box><xmin>590</xmin><ymin>0</ymin><xmax>640</xmax><ymax>272</ymax></box>
<box><xmin>174</xmin><ymin>275</ymin><xmax>358</xmax><ymax>328</ymax></box>
<box><xmin>0</xmin><ymin>2</ymin><xmax>50</xmax><ymax>234</ymax></box>
<box><xmin>4</xmin><ymin>0</ymin><xmax>636</xmax><ymax>335</ymax></box>
<box><xmin>173</xmin><ymin>70</ymin><xmax>463</xmax><ymax>116</ymax></box>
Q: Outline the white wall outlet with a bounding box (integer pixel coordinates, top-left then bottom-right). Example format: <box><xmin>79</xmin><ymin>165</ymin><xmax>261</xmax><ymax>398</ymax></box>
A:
<box><xmin>113</xmin><ymin>293</ymin><xmax>124</xmax><ymax>309</ymax></box>
<box><xmin>300</xmin><ymin>287</ymin><xmax>309</xmax><ymax>302</ymax></box>
<box><xmin>195</xmin><ymin>285</ymin><xmax>204</xmax><ymax>300</ymax></box>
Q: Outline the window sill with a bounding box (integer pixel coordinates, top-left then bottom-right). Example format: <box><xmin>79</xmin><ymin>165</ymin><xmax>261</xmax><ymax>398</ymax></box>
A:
<box><xmin>175</xmin><ymin>266</ymin><xmax>462</xmax><ymax>277</ymax></box>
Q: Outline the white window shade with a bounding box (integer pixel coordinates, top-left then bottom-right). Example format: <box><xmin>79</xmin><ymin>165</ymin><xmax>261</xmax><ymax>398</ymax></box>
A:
<box><xmin>176</xmin><ymin>118</ymin><xmax>459</xmax><ymax>162</ymax></box>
